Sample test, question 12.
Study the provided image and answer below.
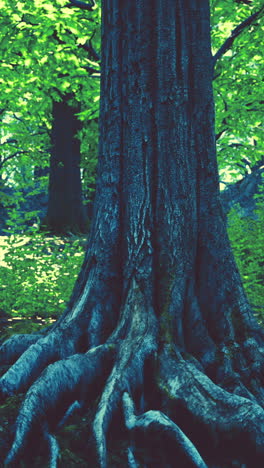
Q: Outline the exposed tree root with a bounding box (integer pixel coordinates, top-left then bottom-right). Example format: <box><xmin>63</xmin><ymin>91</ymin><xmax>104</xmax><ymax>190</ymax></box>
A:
<box><xmin>2</xmin><ymin>0</ymin><xmax>264</xmax><ymax>463</ymax></box>
<box><xmin>0</xmin><ymin>326</ymin><xmax>82</xmax><ymax>399</ymax></box>
<box><xmin>216</xmin><ymin>337</ymin><xmax>264</xmax><ymax>404</ymax></box>
<box><xmin>1</xmin><ymin>328</ymin><xmax>264</xmax><ymax>467</ymax></box>
<box><xmin>123</xmin><ymin>391</ymin><xmax>207</xmax><ymax>468</ymax></box>
<box><xmin>0</xmin><ymin>333</ymin><xmax>43</xmax><ymax>366</ymax></box>
<box><xmin>93</xmin><ymin>284</ymin><xmax>158</xmax><ymax>468</ymax></box>
<box><xmin>158</xmin><ymin>346</ymin><xmax>264</xmax><ymax>466</ymax></box>
<box><xmin>45</xmin><ymin>432</ymin><xmax>59</xmax><ymax>468</ymax></box>
<box><xmin>1</xmin><ymin>285</ymin><xmax>264</xmax><ymax>467</ymax></box>
<box><xmin>4</xmin><ymin>344</ymin><xmax>116</xmax><ymax>466</ymax></box>
<box><xmin>127</xmin><ymin>446</ymin><xmax>139</xmax><ymax>468</ymax></box>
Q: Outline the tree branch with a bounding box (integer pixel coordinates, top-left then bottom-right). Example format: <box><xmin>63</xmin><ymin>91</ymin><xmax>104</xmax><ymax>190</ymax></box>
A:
<box><xmin>216</xmin><ymin>129</ymin><xmax>227</xmax><ymax>141</ymax></box>
<box><xmin>213</xmin><ymin>7</ymin><xmax>264</xmax><ymax>67</ymax></box>
<box><xmin>0</xmin><ymin>138</ymin><xmax>18</xmax><ymax>146</ymax></box>
<box><xmin>81</xmin><ymin>65</ymin><xmax>100</xmax><ymax>74</ymax></box>
<box><xmin>79</xmin><ymin>40</ymin><xmax>101</xmax><ymax>62</ymax></box>
<box><xmin>65</xmin><ymin>0</ymin><xmax>95</xmax><ymax>11</ymax></box>
<box><xmin>0</xmin><ymin>151</ymin><xmax>29</xmax><ymax>171</ymax></box>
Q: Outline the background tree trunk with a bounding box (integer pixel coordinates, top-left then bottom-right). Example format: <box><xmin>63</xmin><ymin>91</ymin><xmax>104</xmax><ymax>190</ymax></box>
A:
<box><xmin>0</xmin><ymin>1</ymin><xmax>263</xmax><ymax>467</ymax></box>
<box><xmin>45</xmin><ymin>96</ymin><xmax>88</xmax><ymax>234</ymax></box>
<box><xmin>221</xmin><ymin>156</ymin><xmax>264</xmax><ymax>218</ymax></box>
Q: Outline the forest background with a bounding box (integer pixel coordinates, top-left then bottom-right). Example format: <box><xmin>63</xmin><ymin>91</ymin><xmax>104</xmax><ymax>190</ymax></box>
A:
<box><xmin>0</xmin><ymin>0</ymin><xmax>263</xmax><ymax>466</ymax></box>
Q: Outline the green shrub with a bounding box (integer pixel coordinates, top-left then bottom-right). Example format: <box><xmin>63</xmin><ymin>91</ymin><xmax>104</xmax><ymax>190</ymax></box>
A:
<box><xmin>0</xmin><ymin>204</ymin><xmax>263</xmax><ymax>330</ymax></box>
<box><xmin>227</xmin><ymin>203</ymin><xmax>264</xmax><ymax>325</ymax></box>
<box><xmin>0</xmin><ymin>234</ymin><xmax>85</xmax><ymax>321</ymax></box>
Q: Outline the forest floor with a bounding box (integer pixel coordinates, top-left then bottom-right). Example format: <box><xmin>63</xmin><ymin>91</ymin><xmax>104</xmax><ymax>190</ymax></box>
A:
<box><xmin>0</xmin><ymin>228</ymin><xmax>262</xmax><ymax>467</ymax></box>
<box><xmin>0</xmin><ymin>317</ymin><xmax>131</xmax><ymax>468</ymax></box>
<box><xmin>0</xmin><ymin>235</ymin><xmax>105</xmax><ymax>467</ymax></box>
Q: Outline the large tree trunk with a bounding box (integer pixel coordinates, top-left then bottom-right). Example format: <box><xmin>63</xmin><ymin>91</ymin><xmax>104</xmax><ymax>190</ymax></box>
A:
<box><xmin>1</xmin><ymin>1</ymin><xmax>263</xmax><ymax>467</ymax></box>
<box><xmin>44</xmin><ymin>96</ymin><xmax>88</xmax><ymax>234</ymax></box>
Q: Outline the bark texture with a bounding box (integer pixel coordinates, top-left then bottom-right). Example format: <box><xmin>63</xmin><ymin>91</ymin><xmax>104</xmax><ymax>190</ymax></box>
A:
<box><xmin>1</xmin><ymin>1</ymin><xmax>264</xmax><ymax>467</ymax></box>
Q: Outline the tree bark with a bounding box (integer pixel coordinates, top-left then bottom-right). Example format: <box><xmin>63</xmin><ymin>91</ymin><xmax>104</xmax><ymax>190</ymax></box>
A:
<box><xmin>1</xmin><ymin>1</ymin><xmax>264</xmax><ymax>467</ymax></box>
<box><xmin>221</xmin><ymin>157</ymin><xmax>264</xmax><ymax>217</ymax></box>
<box><xmin>44</xmin><ymin>96</ymin><xmax>88</xmax><ymax>234</ymax></box>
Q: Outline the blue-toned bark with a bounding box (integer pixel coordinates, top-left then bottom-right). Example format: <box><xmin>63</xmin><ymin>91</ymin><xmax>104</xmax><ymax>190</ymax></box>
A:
<box><xmin>1</xmin><ymin>1</ymin><xmax>263</xmax><ymax>467</ymax></box>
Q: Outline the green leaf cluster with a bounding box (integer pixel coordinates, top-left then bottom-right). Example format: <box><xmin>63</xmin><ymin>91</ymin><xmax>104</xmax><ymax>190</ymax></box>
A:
<box><xmin>0</xmin><ymin>233</ymin><xmax>85</xmax><ymax>321</ymax></box>
<box><xmin>211</xmin><ymin>0</ymin><xmax>264</xmax><ymax>180</ymax></box>
<box><xmin>0</xmin><ymin>0</ymin><xmax>101</xmax><ymax>226</ymax></box>
<box><xmin>228</xmin><ymin>197</ymin><xmax>264</xmax><ymax>324</ymax></box>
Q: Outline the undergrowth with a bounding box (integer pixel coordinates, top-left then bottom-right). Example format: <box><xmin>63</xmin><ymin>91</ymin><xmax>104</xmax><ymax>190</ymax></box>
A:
<box><xmin>0</xmin><ymin>208</ymin><xmax>262</xmax><ymax>466</ymax></box>
<box><xmin>227</xmin><ymin>203</ymin><xmax>264</xmax><ymax>324</ymax></box>
<box><xmin>0</xmin><ymin>202</ymin><xmax>263</xmax><ymax>335</ymax></box>
<box><xmin>0</xmin><ymin>234</ymin><xmax>85</xmax><ymax>325</ymax></box>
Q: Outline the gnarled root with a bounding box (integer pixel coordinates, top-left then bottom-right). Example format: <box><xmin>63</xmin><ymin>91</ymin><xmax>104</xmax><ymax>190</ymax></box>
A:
<box><xmin>0</xmin><ymin>326</ymin><xmax>81</xmax><ymax>399</ymax></box>
<box><xmin>2</xmin><ymin>336</ymin><xmax>264</xmax><ymax>467</ymax></box>
<box><xmin>123</xmin><ymin>392</ymin><xmax>207</xmax><ymax>468</ymax></box>
<box><xmin>158</xmin><ymin>346</ymin><xmax>264</xmax><ymax>467</ymax></box>
<box><xmin>0</xmin><ymin>333</ymin><xmax>43</xmax><ymax>367</ymax></box>
<box><xmin>5</xmin><ymin>344</ymin><xmax>116</xmax><ymax>466</ymax></box>
<box><xmin>1</xmin><ymin>281</ymin><xmax>264</xmax><ymax>467</ymax></box>
<box><xmin>92</xmin><ymin>284</ymin><xmax>158</xmax><ymax>468</ymax></box>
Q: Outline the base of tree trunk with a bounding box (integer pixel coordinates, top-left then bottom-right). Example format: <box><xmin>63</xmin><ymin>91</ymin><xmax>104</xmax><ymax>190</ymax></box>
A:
<box><xmin>1</xmin><ymin>279</ymin><xmax>263</xmax><ymax>468</ymax></box>
<box><xmin>1</xmin><ymin>1</ymin><xmax>264</xmax><ymax>466</ymax></box>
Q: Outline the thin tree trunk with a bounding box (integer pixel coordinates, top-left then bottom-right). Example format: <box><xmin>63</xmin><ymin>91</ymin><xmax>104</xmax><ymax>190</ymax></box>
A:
<box><xmin>45</xmin><ymin>96</ymin><xmax>88</xmax><ymax>234</ymax></box>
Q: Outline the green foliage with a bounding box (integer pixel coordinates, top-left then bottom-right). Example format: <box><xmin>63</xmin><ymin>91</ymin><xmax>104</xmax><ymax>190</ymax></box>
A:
<box><xmin>1</xmin><ymin>0</ymin><xmax>263</xmax><ymax>224</ymax></box>
<box><xmin>0</xmin><ymin>203</ymin><xmax>262</xmax><ymax>330</ymax></box>
<box><xmin>211</xmin><ymin>0</ymin><xmax>264</xmax><ymax>181</ymax></box>
<box><xmin>228</xmin><ymin>201</ymin><xmax>264</xmax><ymax>324</ymax></box>
<box><xmin>0</xmin><ymin>0</ymin><xmax>101</xmax><ymax>109</ymax></box>
<box><xmin>0</xmin><ymin>234</ymin><xmax>85</xmax><ymax>320</ymax></box>
<box><xmin>3</xmin><ymin>185</ymin><xmax>48</xmax><ymax>236</ymax></box>
<box><xmin>0</xmin><ymin>0</ymin><xmax>101</xmax><ymax>228</ymax></box>
<box><xmin>0</xmin><ymin>0</ymin><xmax>262</xmax><ymax>331</ymax></box>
